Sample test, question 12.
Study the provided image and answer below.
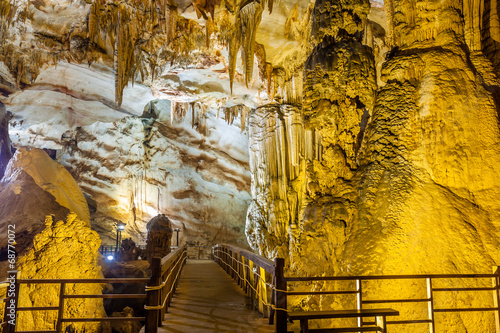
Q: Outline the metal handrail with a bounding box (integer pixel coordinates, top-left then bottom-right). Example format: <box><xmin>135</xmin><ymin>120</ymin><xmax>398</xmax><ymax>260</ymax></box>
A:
<box><xmin>1</xmin><ymin>246</ymin><xmax>189</xmax><ymax>333</ymax></box>
<box><xmin>212</xmin><ymin>243</ymin><xmax>500</xmax><ymax>333</ymax></box>
<box><xmin>212</xmin><ymin>244</ymin><xmax>286</xmax><ymax>332</ymax></box>
<box><xmin>144</xmin><ymin>244</ymin><xmax>187</xmax><ymax>333</ymax></box>
<box><xmin>1</xmin><ymin>274</ymin><xmax>149</xmax><ymax>333</ymax></box>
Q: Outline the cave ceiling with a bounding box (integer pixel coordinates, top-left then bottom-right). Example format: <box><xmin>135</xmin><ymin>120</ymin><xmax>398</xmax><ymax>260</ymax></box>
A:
<box><xmin>0</xmin><ymin>0</ymin><xmax>389</xmax><ymax>106</ymax></box>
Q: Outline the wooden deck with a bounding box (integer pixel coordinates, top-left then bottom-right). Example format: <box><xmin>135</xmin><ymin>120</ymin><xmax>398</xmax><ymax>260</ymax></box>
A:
<box><xmin>156</xmin><ymin>259</ymin><xmax>275</xmax><ymax>333</ymax></box>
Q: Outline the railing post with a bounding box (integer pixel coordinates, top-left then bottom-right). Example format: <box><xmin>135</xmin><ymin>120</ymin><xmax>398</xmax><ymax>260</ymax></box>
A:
<box><xmin>426</xmin><ymin>277</ymin><xmax>435</xmax><ymax>333</ymax></box>
<box><xmin>242</xmin><ymin>256</ymin><xmax>248</xmax><ymax>293</ymax></box>
<box><xmin>232</xmin><ymin>250</ymin><xmax>236</xmax><ymax>279</ymax></box>
<box><xmin>146</xmin><ymin>257</ymin><xmax>161</xmax><ymax>332</ymax></box>
<box><xmin>269</xmin><ymin>271</ymin><xmax>276</xmax><ymax>325</ymax></box>
<box><xmin>3</xmin><ymin>271</ymin><xmax>18</xmax><ymax>333</ymax></box>
<box><xmin>260</xmin><ymin>266</ymin><xmax>269</xmax><ymax>318</ymax></box>
<box><xmin>56</xmin><ymin>282</ymin><xmax>66</xmax><ymax>332</ymax></box>
<box><xmin>249</xmin><ymin>260</ymin><xmax>256</xmax><ymax>308</ymax></box>
<box><xmin>275</xmin><ymin>258</ymin><xmax>287</xmax><ymax>333</ymax></box>
<box><xmin>492</xmin><ymin>266</ymin><xmax>500</xmax><ymax>333</ymax></box>
<box><xmin>356</xmin><ymin>279</ymin><xmax>363</xmax><ymax>328</ymax></box>
<box><xmin>161</xmin><ymin>266</ymin><xmax>169</xmax><ymax>319</ymax></box>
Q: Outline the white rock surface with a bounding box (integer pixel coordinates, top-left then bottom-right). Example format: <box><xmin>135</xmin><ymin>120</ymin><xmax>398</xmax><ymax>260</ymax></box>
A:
<box><xmin>4</xmin><ymin>62</ymin><xmax>253</xmax><ymax>247</ymax></box>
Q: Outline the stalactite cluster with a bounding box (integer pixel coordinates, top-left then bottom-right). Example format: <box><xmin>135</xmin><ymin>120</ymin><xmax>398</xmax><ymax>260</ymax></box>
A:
<box><xmin>246</xmin><ymin>104</ymin><xmax>312</xmax><ymax>258</ymax></box>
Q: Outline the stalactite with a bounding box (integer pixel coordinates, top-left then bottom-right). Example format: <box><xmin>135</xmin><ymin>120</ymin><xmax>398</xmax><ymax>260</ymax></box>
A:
<box><xmin>384</xmin><ymin>0</ymin><xmax>396</xmax><ymax>46</ymax></box>
<box><xmin>239</xmin><ymin>2</ymin><xmax>263</xmax><ymax>87</ymax></box>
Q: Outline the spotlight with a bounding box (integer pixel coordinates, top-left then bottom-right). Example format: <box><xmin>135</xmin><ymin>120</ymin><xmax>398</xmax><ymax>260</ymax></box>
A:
<box><xmin>107</xmin><ymin>255</ymin><xmax>114</xmax><ymax>261</ymax></box>
<box><xmin>117</xmin><ymin>224</ymin><xmax>125</xmax><ymax>230</ymax></box>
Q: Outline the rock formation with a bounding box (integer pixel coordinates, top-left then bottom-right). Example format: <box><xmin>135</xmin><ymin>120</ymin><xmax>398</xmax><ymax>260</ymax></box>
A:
<box><xmin>16</xmin><ymin>213</ymin><xmax>106</xmax><ymax>332</ymax></box>
<box><xmin>145</xmin><ymin>214</ymin><xmax>174</xmax><ymax>262</ymax></box>
<box><xmin>0</xmin><ymin>147</ymin><xmax>105</xmax><ymax>331</ymax></box>
<box><xmin>0</xmin><ymin>0</ymin><xmax>500</xmax><ymax>330</ymax></box>
<box><xmin>0</xmin><ymin>148</ymin><xmax>90</xmax><ymax>260</ymax></box>
<box><xmin>0</xmin><ymin>101</ymin><xmax>12</xmax><ymax>179</ymax></box>
<box><xmin>110</xmin><ymin>307</ymin><xmax>141</xmax><ymax>333</ymax></box>
<box><xmin>117</xmin><ymin>238</ymin><xmax>142</xmax><ymax>262</ymax></box>
<box><xmin>5</xmin><ymin>63</ymin><xmax>253</xmax><ymax>247</ymax></box>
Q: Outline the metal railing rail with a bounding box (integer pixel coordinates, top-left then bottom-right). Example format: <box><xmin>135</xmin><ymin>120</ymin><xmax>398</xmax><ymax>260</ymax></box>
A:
<box><xmin>1</xmin><ymin>274</ymin><xmax>149</xmax><ymax>333</ymax></box>
<box><xmin>144</xmin><ymin>244</ymin><xmax>187</xmax><ymax>333</ymax></box>
<box><xmin>212</xmin><ymin>243</ymin><xmax>500</xmax><ymax>333</ymax></box>
<box><xmin>1</xmin><ymin>245</ymin><xmax>188</xmax><ymax>333</ymax></box>
<box><xmin>286</xmin><ymin>269</ymin><xmax>500</xmax><ymax>332</ymax></box>
<box><xmin>212</xmin><ymin>243</ymin><xmax>286</xmax><ymax>332</ymax></box>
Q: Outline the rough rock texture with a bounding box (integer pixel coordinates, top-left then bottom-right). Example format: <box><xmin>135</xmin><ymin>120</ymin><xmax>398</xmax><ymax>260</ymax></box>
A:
<box><xmin>245</xmin><ymin>0</ymin><xmax>500</xmax><ymax>330</ymax></box>
<box><xmin>145</xmin><ymin>214</ymin><xmax>173</xmax><ymax>262</ymax></box>
<box><xmin>60</xmin><ymin>97</ymin><xmax>252</xmax><ymax>246</ymax></box>
<box><xmin>0</xmin><ymin>101</ymin><xmax>12</xmax><ymax>179</ymax></box>
<box><xmin>110</xmin><ymin>307</ymin><xmax>141</xmax><ymax>333</ymax></box>
<box><xmin>117</xmin><ymin>238</ymin><xmax>142</xmax><ymax>262</ymax></box>
<box><xmin>5</xmin><ymin>148</ymin><xmax>91</xmax><ymax>223</ymax></box>
<box><xmin>101</xmin><ymin>260</ymin><xmax>149</xmax><ymax>318</ymax></box>
<box><xmin>16</xmin><ymin>213</ymin><xmax>106</xmax><ymax>333</ymax></box>
<box><xmin>5</xmin><ymin>63</ymin><xmax>252</xmax><ymax>247</ymax></box>
<box><xmin>0</xmin><ymin>148</ymin><xmax>90</xmax><ymax>259</ymax></box>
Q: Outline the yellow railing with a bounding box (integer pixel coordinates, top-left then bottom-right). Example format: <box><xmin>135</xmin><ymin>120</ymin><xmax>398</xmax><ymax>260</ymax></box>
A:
<box><xmin>212</xmin><ymin>243</ymin><xmax>500</xmax><ymax>333</ymax></box>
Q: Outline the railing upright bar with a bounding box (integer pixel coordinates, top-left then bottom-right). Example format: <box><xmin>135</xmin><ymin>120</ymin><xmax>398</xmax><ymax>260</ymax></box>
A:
<box><xmin>240</xmin><ymin>254</ymin><xmax>245</xmax><ymax>289</ymax></box>
<box><xmin>426</xmin><ymin>278</ymin><xmax>435</xmax><ymax>333</ymax></box>
<box><xmin>56</xmin><ymin>282</ymin><xmax>66</xmax><ymax>332</ymax></box>
<box><xmin>357</xmin><ymin>278</ymin><xmax>363</xmax><ymax>328</ymax></box>
<box><xmin>232</xmin><ymin>251</ymin><xmax>237</xmax><ymax>281</ymax></box>
<box><xmin>257</xmin><ymin>265</ymin><xmax>264</xmax><ymax>314</ymax></box>
<box><xmin>493</xmin><ymin>267</ymin><xmax>500</xmax><ymax>333</ymax></box>
<box><xmin>242</xmin><ymin>255</ymin><xmax>248</xmax><ymax>293</ymax></box>
<box><xmin>269</xmin><ymin>272</ymin><xmax>276</xmax><ymax>325</ymax></box>
<box><xmin>146</xmin><ymin>257</ymin><xmax>161</xmax><ymax>333</ymax></box>
<box><xmin>275</xmin><ymin>257</ymin><xmax>286</xmax><ymax>333</ymax></box>
<box><xmin>161</xmin><ymin>265</ymin><xmax>168</xmax><ymax>319</ymax></box>
<box><xmin>261</xmin><ymin>266</ymin><xmax>269</xmax><ymax>318</ymax></box>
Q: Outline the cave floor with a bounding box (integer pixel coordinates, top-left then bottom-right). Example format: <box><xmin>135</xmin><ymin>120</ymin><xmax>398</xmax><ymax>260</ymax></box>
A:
<box><xmin>155</xmin><ymin>259</ymin><xmax>276</xmax><ymax>333</ymax></box>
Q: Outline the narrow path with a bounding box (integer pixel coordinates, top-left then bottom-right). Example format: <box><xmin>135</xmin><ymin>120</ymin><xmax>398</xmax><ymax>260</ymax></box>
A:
<box><xmin>158</xmin><ymin>259</ymin><xmax>275</xmax><ymax>333</ymax></box>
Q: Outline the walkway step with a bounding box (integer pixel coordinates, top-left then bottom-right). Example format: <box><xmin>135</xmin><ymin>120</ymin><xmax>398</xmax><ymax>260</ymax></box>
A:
<box><xmin>158</xmin><ymin>259</ymin><xmax>275</xmax><ymax>333</ymax></box>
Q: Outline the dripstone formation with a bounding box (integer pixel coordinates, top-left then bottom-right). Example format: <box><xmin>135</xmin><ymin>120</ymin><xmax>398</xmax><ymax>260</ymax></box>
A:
<box><xmin>0</xmin><ymin>0</ymin><xmax>499</xmax><ymax>331</ymax></box>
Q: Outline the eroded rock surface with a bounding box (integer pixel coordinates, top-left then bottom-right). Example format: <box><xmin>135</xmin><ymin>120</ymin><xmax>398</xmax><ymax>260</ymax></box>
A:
<box><xmin>0</xmin><ymin>101</ymin><xmax>12</xmax><ymax>179</ymax></box>
<box><xmin>17</xmin><ymin>213</ymin><xmax>106</xmax><ymax>333</ymax></box>
<box><xmin>0</xmin><ymin>148</ymin><xmax>89</xmax><ymax>258</ymax></box>
<box><xmin>145</xmin><ymin>214</ymin><xmax>173</xmax><ymax>262</ymax></box>
<box><xmin>246</xmin><ymin>0</ymin><xmax>500</xmax><ymax>330</ymax></box>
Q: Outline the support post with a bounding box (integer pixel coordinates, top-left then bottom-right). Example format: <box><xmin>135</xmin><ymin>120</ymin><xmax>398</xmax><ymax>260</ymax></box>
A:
<box><xmin>269</xmin><ymin>273</ymin><xmax>276</xmax><ymax>325</ymax></box>
<box><xmin>258</xmin><ymin>266</ymin><xmax>269</xmax><ymax>317</ymax></box>
<box><xmin>146</xmin><ymin>257</ymin><xmax>161</xmax><ymax>332</ymax></box>
<box><xmin>356</xmin><ymin>279</ymin><xmax>363</xmax><ymax>328</ymax></box>
<box><xmin>493</xmin><ymin>266</ymin><xmax>500</xmax><ymax>333</ymax></box>
<box><xmin>275</xmin><ymin>257</ymin><xmax>287</xmax><ymax>333</ymax></box>
<box><xmin>56</xmin><ymin>282</ymin><xmax>66</xmax><ymax>332</ymax></box>
<box><xmin>242</xmin><ymin>256</ymin><xmax>248</xmax><ymax>293</ymax></box>
<box><xmin>427</xmin><ymin>278</ymin><xmax>435</xmax><ymax>333</ymax></box>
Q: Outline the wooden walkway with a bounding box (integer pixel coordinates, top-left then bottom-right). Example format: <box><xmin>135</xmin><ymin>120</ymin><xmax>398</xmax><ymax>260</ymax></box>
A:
<box><xmin>156</xmin><ymin>259</ymin><xmax>275</xmax><ymax>333</ymax></box>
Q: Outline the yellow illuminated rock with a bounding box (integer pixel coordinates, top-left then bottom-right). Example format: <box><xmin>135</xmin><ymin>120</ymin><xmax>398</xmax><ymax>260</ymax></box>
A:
<box><xmin>1</xmin><ymin>0</ymin><xmax>500</xmax><ymax>331</ymax></box>
<box><xmin>4</xmin><ymin>148</ymin><xmax>91</xmax><ymax>224</ymax></box>
<box><xmin>16</xmin><ymin>213</ymin><xmax>106</xmax><ymax>332</ymax></box>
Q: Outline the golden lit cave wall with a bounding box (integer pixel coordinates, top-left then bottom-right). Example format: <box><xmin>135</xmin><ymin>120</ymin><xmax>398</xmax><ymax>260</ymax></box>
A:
<box><xmin>246</xmin><ymin>0</ymin><xmax>500</xmax><ymax>330</ymax></box>
<box><xmin>17</xmin><ymin>214</ymin><xmax>105</xmax><ymax>332</ymax></box>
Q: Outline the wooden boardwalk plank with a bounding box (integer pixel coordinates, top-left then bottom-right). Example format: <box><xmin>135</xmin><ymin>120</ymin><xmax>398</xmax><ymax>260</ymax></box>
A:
<box><xmin>156</xmin><ymin>259</ymin><xmax>275</xmax><ymax>333</ymax></box>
